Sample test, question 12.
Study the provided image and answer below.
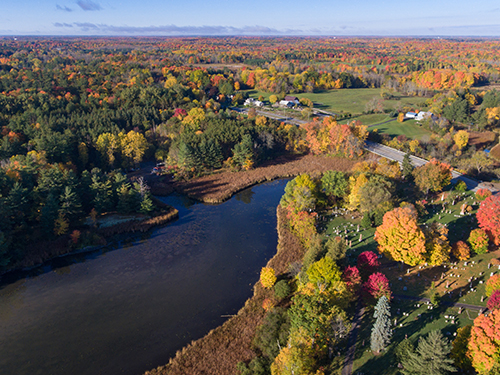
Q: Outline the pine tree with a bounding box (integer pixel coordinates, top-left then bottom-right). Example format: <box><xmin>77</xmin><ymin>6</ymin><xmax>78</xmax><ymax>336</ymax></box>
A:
<box><xmin>59</xmin><ymin>186</ymin><xmax>82</xmax><ymax>222</ymax></box>
<box><xmin>402</xmin><ymin>152</ymin><xmax>414</xmax><ymax>180</ymax></box>
<box><xmin>371</xmin><ymin>295</ymin><xmax>392</xmax><ymax>354</ymax></box>
<box><xmin>401</xmin><ymin>330</ymin><xmax>457</xmax><ymax>375</ymax></box>
<box><xmin>40</xmin><ymin>192</ymin><xmax>59</xmax><ymax>236</ymax></box>
<box><xmin>140</xmin><ymin>192</ymin><xmax>154</xmax><ymax>214</ymax></box>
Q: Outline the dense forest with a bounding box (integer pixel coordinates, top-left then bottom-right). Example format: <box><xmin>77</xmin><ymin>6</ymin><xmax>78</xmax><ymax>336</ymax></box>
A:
<box><xmin>1</xmin><ymin>36</ymin><xmax>500</xmax><ymax>273</ymax></box>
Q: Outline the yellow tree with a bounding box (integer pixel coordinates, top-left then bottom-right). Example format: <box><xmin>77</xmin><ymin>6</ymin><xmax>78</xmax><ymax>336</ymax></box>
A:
<box><xmin>424</xmin><ymin>222</ymin><xmax>451</xmax><ymax>266</ymax></box>
<box><xmin>347</xmin><ymin>173</ymin><xmax>369</xmax><ymax>211</ymax></box>
<box><xmin>96</xmin><ymin>133</ymin><xmax>120</xmax><ymax>167</ymax></box>
<box><xmin>120</xmin><ymin>130</ymin><xmax>149</xmax><ymax>166</ymax></box>
<box><xmin>374</xmin><ymin>206</ymin><xmax>426</xmax><ymax>266</ymax></box>
<box><xmin>454</xmin><ymin>130</ymin><xmax>469</xmax><ymax>150</ymax></box>
<box><xmin>181</xmin><ymin>107</ymin><xmax>206</xmax><ymax>131</ymax></box>
<box><xmin>260</xmin><ymin>267</ymin><xmax>277</xmax><ymax>289</ymax></box>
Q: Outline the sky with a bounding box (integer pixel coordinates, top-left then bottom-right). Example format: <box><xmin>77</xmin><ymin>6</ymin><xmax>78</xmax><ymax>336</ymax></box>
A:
<box><xmin>0</xmin><ymin>0</ymin><xmax>499</xmax><ymax>37</ymax></box>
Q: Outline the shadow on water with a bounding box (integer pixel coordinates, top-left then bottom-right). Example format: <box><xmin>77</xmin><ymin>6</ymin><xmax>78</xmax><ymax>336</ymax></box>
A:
<box><xmin>0</xmin><ymin>179</ymin><xmax>290</xmax><ymax>375</ymax></box>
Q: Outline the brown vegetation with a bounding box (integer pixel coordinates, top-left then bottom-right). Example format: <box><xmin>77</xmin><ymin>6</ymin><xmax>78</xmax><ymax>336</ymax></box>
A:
<box><xmin>144</xmin><ymin>205</ymin><xmax>306</xmax><ymax>375</ymax></box>
<box><xmin>468</xmin><ymin>131</ymin><xmax>496</xmax><ymax>148</ymax></box>
<box><xmin>160</xmin><ymin>154</ymin><xmax>360</xmax><ymax>203</ymax></box>
<box><xmin>489</xmin><ymin>143</ymin><xmax>500</xmax><ymax>161</ymax></box>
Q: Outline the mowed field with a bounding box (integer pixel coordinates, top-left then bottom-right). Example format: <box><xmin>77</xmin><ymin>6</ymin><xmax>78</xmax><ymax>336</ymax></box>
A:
<box><xmin>370</xmin><ymin>119</ymin><xmax>433</xmax><ymax>140</ymax></box>
<box><xmin>242</xmin><ymin>88</ymin><xmax>428</xmax><ymax>115</ymax></box>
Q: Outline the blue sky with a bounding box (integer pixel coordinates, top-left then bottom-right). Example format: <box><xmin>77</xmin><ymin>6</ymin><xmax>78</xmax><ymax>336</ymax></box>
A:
<box><xmin>1</xmin><ymin>0</ymin><xmax>499</xmax><ymax>36</ymax></box>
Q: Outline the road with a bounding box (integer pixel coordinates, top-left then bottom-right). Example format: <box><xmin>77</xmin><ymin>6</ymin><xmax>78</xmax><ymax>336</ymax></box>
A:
<box><xmin>232</xmin><ymin>107</ymin><xmax>498</xmax><ymax>193</ymax></box>
<box><xmin>342</xmin><ymin>303</ymin><xmax>365</xmax><ymax>375</ymax></box>
<box><xmin>364</xmin><ymin>140</ymin><xmax>497</xmax><ymax>193</ymax></box>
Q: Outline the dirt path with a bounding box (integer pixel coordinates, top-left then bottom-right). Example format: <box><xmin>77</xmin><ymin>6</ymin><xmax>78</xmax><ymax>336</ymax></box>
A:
<box><xmin>342</xmin><ymin>303</ymin><xmax>365</xmax><ymax>375</ymax></box>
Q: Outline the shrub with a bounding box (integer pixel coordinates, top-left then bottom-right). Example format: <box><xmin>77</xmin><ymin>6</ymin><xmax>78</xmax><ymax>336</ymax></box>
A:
<box><xmin>262</xmin><ymin>298</ymin><xmax>275</xmax><ymax>311</ymax></box>
<box><xmin>468</xmin><ymin>228</ymin><xmax>489</xmax><ymax>254</ymax></box>
<box><xmin>274</xmin><ymin>280</ymin><xmax>291</xmax><ymax>300</ymax></box>
<box><xmin>260</xmin><ymin>267</ymin><xmax>277</xmax><ymax>289</ymax></box>
<box><xmin>486</xmin><ymin>274</ymin><xmax>500</xmax><ymax>297</ymax></box>
<box><xmin>454</xmin><ymin>180</ymin><xmax>468</xmax><ymax>192</ymax></box>
<box><xmin>487</xmin><ymin>290</ymin><xmax>500</xmax><ymax>311</ymax></box>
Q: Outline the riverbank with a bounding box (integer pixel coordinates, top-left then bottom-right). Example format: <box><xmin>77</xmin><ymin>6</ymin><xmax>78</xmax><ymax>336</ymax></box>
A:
<box><xmin>2</xmin><ymin>199</ymin><xmax>178</xmax><ymax>276</ymax></box>
<box><xmin>152</xmin><ymin>154</ymin><xmax>361</xmax><ymax>203</ymax></box>
<box><xmin>144</xmin><ymin>205</ymin><xmax>305</xmax><ymax>375</ymax></box>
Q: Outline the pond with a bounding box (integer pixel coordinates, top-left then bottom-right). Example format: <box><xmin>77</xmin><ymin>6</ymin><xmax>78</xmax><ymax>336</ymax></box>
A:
<box><xmin>0</xmin><ymin>179</ymin><xmax>289</xmax><ymax>375</ymax></box>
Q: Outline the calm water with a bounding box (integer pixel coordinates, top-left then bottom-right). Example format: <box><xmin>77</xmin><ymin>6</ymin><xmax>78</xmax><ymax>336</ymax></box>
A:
<box><xmin>0</xmin><ymin>179</ymin><xmax>288</xmax><ymax>375</ymax></box>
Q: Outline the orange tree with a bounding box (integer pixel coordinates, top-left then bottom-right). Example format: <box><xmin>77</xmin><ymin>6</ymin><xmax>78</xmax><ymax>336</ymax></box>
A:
<box><xmin>477</xmin><ymin>195</ymin><xmax>500</xmax><ymax>245</ymax></box>
<box><xmin>468</xmin><ymin>309</ymin><xmax>500</xmax><ymax>374</ymax></box>
<box><xmin>374</xmin><ymin>206</ymin><xmax>426</xmax><ymax>266</ymax></box>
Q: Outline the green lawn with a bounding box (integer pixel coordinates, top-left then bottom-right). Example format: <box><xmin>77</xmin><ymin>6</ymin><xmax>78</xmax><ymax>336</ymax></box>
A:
<box><xmin>241</xmin><ymin>88</ymin><xmax>428</xmax><ymax>116</ymax></box>
<box><xmin>317</xmin><ymin>190</ymin><xmax>500</xmax><ymax>374</ymax></box>
<box><xmin>339</xmin><ymin>113</ymin><xmax>393</xmax><ymax>126</ymax></box>
<box><xmin>370</xmin><ymin>119</ymin><xmax>433</xmax><ymax>140</ymax></box>
<box><xmin>299</xmin><ymin>89</ymin><xmax>428</xmax><ymax>115</ymax></box>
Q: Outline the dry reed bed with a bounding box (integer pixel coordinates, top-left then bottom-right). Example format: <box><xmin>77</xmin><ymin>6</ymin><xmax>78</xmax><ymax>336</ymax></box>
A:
<box><xmin>172</xmin><ymin>154</ymin><xmax>360</xmax><ymax>203</ymax></box>
<box><xmin>144</xmin><ymin>205</ymin><xmax>306</xmax><ymax>375</ymax></box>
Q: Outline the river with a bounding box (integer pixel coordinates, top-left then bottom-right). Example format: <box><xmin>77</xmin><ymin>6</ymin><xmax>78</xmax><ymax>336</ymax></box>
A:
<box><xmin>0</xmin><ymin>179</ymin><xmax>289</xmax><ymax>375</ymax></box>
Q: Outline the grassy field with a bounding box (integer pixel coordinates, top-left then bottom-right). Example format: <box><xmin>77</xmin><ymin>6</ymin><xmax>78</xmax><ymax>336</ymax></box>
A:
<box><xmin>317</xmin><ymin>190</ymin><xmax>500</xmax><ymax>374</ymax></box>
<box><xmin>370</xmin><ymin>119</ymin><xmax>433</xmax><ymax>140</ymax></box>
<box><xmin>298</xmin><ymin>89</ymin><xmax>428</xmax><ymax>115</ymax></box>
<box><xmin>241</xmin><ymin>88</ymin><xmax>428</xmax><ymax>115</ymax></box>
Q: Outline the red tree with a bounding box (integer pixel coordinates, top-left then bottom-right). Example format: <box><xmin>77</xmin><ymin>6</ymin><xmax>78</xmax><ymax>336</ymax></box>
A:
<box><xmin>357</xmin><ymin>251</ymin><xmax>380</xmax><ymax>278</ymax></box>
<box><xmin>362</xmin><ymin>272</ymin><xmax>391</xmax><ymax>304</ymax></box>
<box><xmin>477</xmin><ymin>195</ymin><xmax>500</xmax><ymax>245</ymax></box>
<box><xmin>487</xmin><ymin>290</ymin><xmax>500</xmax><ymax>311</ymax></box>
<box><xmin>343</xmin><ymin>266</ymin><xmax>361</xmax><ymax>291</ymax></box>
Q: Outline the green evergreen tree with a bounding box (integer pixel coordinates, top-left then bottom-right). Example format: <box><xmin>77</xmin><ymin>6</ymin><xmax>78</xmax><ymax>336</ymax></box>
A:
<box><xmin>117</xmin><ymin>182</ymin><xmax>134</xmax><ymax>214</ymax></box>
<box><xmin>361</xmin><ymin>212</ymin><xmax>373</xmax><ymax>228</ymax></box>
<box><xmin>140</xmin><ymin>192</ymin><xmax>154</xmax><ymax>214</ymax></box>
<box><xmin>401</xmin><ymin>330</ymin><xmax>457</xmax><ymax>375</ymax></box>
<box><xmin>402</xmin><ymin>152</ymin><xmax>414</xmax><ymax>180</ymax></box>
<box><xmin>59</xmin><ymin>186</ymin><xmax>82</xmax><ymax>222</ymax></box>
<box><xmin>91</xmin><ymin>174</ymin><xmax>113</xmax><ymax>214</ymax></box>
<box><xmin>232</xmin><ymin>134</ymin><xmax>254</xmax><ymax>168</ymax></box>
<box><xmin>371</xmin><ymin>295</ymin><xmax>392</xmax><ymax>354</ymax></box>
<box><xmin>40</xmin><ymin>192</ymin><xmax>60</xmax><ymax>236</ymax></box>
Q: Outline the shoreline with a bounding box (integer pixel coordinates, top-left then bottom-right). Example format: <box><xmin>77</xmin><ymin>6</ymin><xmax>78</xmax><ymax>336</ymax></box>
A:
<box><xmin>0</xmin><ymin>199</ymin><xmax>179</xmax><ymax>278</ymax></box>
<box><xmin>145</xmin><ymin>205</ymin><xmax>306</xmax><ymax>375</ymax></box>
<box><xmin>154</xmin><ymin>154</ymin><xmax>360</xmax><ymax>203</ymax></box>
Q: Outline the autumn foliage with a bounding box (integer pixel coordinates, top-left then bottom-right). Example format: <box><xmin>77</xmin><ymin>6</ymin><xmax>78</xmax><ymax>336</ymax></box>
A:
<box><xmin>343</xmin><ymin>266</ymin><xmax>362</xmax><ymax>291</ymax></box>
<box><xmin>451</xmin><ymin>241</ymin><xmax>470</xmax><ymax>261</ymax></box>
<box><xmin>362</xmin><ymin>272</ymin><xmax>392</xmax><ymax>304</ymax></box>
<box><xmin>357</xmin><ymin>251</ymin><xmax>380</xmax><ymax>278</ymax></box>
<box><xmin>468</xmin><ymin>309</ymin><xmax>500</xmax><ymax>374</ymax></box>
<box><xmin>303</xmin><ymin>117</ymin><xmax>367</xmax><ymax>158</ymax></box>
<box><xmin>487</xmin><ymin>290</ymin><xmax>500</xmax><ymax>311</ymax></box>
<box><xmin>260</xmin><ymin>267</ymin><xmax>277</xmax><ymax>289</ymax></box>
<box><xmin>486</xmin><ymin>274</ymin><xmax>500</xmax><ymax>297</ymax></box>
<box><xmin>374</xmin><ymin>206</ymin><xmax>426</xmax><ymax>266</ymax></box>
<box><xmin>476</xmin><ymin>188</ymin><xmax>493</xmax><ymax>201</ymax></box>
<box><xmin>468</xmin><ymin>228</ymin><xmax>489</xmax><ymax>255</ymax></box>
<box><xmin>477</xmin><ymin>195</ymin><xmax>500</xmax><ymax>245</ymax></box>
<box><xmin>412</xmin><ymin>158</ymin><xmax>452</xmax><ymax>194</ymax></box>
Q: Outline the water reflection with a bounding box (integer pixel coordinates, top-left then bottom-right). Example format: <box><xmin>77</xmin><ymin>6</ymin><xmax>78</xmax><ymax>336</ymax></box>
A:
<box><xmin>0</xmin><ymin>179</ymin><xmax>289</xmax><ymax>375</ymax></box>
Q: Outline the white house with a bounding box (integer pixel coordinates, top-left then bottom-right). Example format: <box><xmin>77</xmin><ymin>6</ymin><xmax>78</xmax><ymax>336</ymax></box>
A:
<box><xmin>405</xmin><ymin>112</ymin><xmax>417</xmax><ymax>119</ymax></box>
<box><xmin>415</xmin><ymin>111</ymin><xmax>437</xmax><ymax>122</ymax></box>
<box><xmin>244</xmin><ymin>98</ymin><xmax>264</xmax><ymax>107</ymax></box>
<box><xmin>279</xmin><ymin>100</ymin><xmax>294</xmax><ymax>108</ymax></box>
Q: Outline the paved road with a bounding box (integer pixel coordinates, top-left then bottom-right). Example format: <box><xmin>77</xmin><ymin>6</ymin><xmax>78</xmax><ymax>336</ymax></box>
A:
<box><xmin>342</xmin><ymin>303</ymin><xmax>365</xmax><ymax>375</ymax></box>
<box><xmin>364</xmin><ymin>140</ymin><xmax>498</xmax><ymax>193</ymax></box>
